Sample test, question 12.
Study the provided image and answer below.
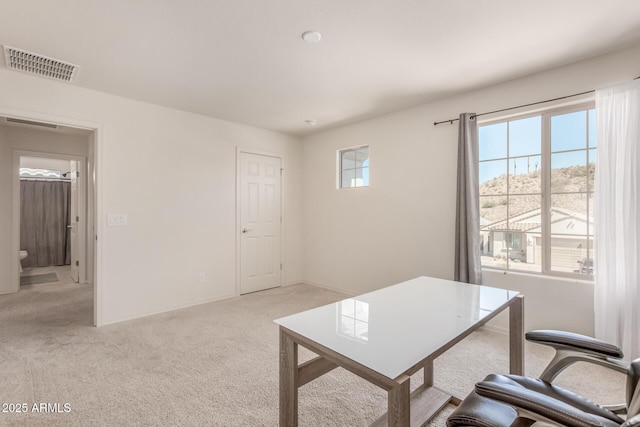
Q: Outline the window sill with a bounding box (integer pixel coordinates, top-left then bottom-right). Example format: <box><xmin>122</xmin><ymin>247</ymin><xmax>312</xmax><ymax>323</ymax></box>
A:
<box><xmin>481</xmin><ymin>267</ymin><xmax>594</xmax><ymax>284</ymax></box>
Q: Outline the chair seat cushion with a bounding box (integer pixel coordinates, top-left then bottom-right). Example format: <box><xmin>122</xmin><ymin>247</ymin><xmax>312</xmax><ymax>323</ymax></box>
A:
<box><xmin>448</xmin><ymin>374</ymin><xmax>624</xmax><ymax>427</ymax></box>
<box><xmin>447</xmin><ymin>390</ymin><xmax>519</xmax><ymax>427</ymax></box>
<box><xmin>491</xmin><ymin>374</ymin><xmax>623</xmax><ymax>424</ymax></box>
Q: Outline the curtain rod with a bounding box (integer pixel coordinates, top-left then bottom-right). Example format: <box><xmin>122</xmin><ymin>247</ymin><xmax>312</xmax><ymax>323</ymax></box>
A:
<box><xmin>433</xmin><ymin>76</ymin><xmax>640</xmax><ymax>126</ymax></box>
<box><xmin>20</xmin><ymin>177</ymin><xmax>71</xmax><ymax>182</ymax></box>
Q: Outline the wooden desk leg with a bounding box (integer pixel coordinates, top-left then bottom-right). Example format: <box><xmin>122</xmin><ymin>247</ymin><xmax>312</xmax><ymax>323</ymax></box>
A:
<box><xmin>423</xmin><ymin>356</ymin><xmax>434</xmax><ymax>388</ymax></box>
<box><xmin>509</xmin><ymin>295</ymin><xmax>524</xmax><ymax>375</ymax></box>
<box><xmin>280</xmin><ymin>328</ymin><xmax>298</xmax><ymax>427</ymax></box>
<box><xmin>387</xmin><ymin>375</ymin><xmax>410</xmax><ymax>427</ymax></box>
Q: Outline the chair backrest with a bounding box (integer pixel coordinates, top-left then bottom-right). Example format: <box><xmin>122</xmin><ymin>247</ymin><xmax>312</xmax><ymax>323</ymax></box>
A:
<box><xmin>627</xmin><ymin>358</ymin><xmax>640</xmax><ymax>417</ymax></box>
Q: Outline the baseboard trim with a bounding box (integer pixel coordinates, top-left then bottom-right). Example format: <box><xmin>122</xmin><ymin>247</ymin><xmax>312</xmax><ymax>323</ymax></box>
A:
<box><xmin>282</xmin><ymin>280</ymin><xmax>302</xmax><ymax>287</ymax></box>
<box><xmin>100</xmin><ymin>292</ymin><xmax>237</xmax><ymax>327</ymax></box>
<box><xmin>300</xmin><ymin>280</ymin><xmax>357</xmax><ymax>296</ymax></box>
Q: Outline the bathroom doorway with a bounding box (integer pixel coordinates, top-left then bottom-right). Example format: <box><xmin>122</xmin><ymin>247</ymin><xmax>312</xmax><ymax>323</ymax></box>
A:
<box><xmin>18</xmin><ymin>155</ymin><xmax>86</xmax><ymax>285</ymax></box>
<box><xmin>2</xmin><ymin>116</ymin><xmax>98</xmax><ymax>324</ymax></box>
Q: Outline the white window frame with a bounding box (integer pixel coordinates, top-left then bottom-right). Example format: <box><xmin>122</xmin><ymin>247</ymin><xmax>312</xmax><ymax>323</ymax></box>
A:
<box><xmin>478</xmin><ymin>101</ymin><xmax>596</xmax><ymax>279</ymax></box>
<box><xmin>337</xmin><ymin>145</ymin><xmax>370</xmax><ymax>189</ymax></box>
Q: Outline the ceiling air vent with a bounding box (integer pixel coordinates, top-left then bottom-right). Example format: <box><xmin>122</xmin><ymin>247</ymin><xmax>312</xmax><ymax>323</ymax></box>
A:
<box><xmin>3</xmin><ymin>45</ymin><xmax>78</xmax><ymax>82</ymax></box>
<box><xmin>5</xmin><ymin>117</ymin><xmax>58</xmax><ymax>129</ymax></box>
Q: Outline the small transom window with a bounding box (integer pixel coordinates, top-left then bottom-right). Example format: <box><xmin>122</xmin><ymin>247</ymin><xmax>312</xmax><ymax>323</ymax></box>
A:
<box><xmin>19</xmin><ymin>168</ymin><xmax>61</xmax><ymax>178</ymax></box>
<box><xmin>339</xmin><ymin>146</ymin><xmax>369</xmax><ymax>189</ymax></box>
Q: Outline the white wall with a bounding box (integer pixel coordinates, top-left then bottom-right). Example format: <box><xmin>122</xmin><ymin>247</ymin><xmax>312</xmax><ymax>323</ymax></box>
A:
<box><xmin>0</xmin><ymin>126</ymin><xmax>90</xmax><ymax>295</ymax></box>
<box><xmin>0</xmin><ymin>69</ymin><xmax>302</xmax><ymax>325</ymax></box>
<box><xmin>482</xmin><ymin>270</ymin><xmax>593</xmax><ymax>335</ymax></box>
<box><xmin>301</xmin><ymin>43</ymin><xmax>640</xmax><ymax>335</ymax></box>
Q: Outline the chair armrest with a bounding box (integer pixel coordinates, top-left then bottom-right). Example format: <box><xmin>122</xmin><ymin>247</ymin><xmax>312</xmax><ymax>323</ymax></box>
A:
<box><xmin>622</xmin><ymin>414</ymin><xmax>640</xmax><ymax>427</ymax></box>
<box><xmin>475</xmin><ymin>380</ymin><xmax>616</xmax><ymax>427</ymax></box>
<box><xmin>526</xmin><ymin>330</ymin><xmax>628</xmax><ymax>383</ymax></box>
<box><xmin>526</xmin><ymin>330</ymin><xmax>623</xmax><ymax>359</ymax></box>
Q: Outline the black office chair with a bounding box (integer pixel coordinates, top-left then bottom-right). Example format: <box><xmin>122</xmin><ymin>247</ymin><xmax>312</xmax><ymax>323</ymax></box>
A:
<box><xmin>447</xmin><ymin>330</ymin><xmax>640</xmax><ymax>427</ymax></box>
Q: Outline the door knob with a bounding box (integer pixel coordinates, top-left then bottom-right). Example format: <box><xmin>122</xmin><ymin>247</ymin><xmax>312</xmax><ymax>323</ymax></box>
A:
<box><xmin>242</xmin><ymin>228</ymin><xmax>252</xmax><ymax>233</ymax></box>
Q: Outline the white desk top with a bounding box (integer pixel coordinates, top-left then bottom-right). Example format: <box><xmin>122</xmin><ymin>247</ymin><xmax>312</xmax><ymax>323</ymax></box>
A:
<box><xmin>275</xmin><ymin>276</ymin><xmax>519</xmax><ymax>379</ymax></box>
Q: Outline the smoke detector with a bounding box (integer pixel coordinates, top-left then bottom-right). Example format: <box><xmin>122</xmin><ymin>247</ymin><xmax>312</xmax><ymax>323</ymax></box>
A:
<box><xmin>301</xmin><ymin>31</ymin><xmax>322</xmax><ymax>43</ymax></box>
<box><xmin>3</xmin><ymin>45</ymin><xmax>79</xmax><ymax>82</ymax></box>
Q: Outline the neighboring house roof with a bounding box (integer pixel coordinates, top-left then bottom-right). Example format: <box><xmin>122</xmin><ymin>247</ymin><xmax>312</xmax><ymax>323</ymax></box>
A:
<box><xmin>481</xmin><ymin>208</ymin><xmax>543</xmax><ymax>232</ymax></box>
<box><xmin>490</xmin><ymin>222</ymin><xmax>542</xmax><ymax>232</ymax></box>
<box><xmin>549</xmin><ymin>206</ymin><xmax>590</xmax><ymax>223</ymax></box>
<box><xmin>481</xmin><ymin>207</ymin><xmax>592</xmax><ymax>232</ymax></box>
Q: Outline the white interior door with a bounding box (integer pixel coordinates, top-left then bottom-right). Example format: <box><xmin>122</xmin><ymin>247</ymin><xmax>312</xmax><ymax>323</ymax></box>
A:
<box><xmin>239</xmin><ymin>152</ymin><xmax>282</xmax><ymax>294</ymax></box>
<box><xmin>69</xmin><ymin>160</ymin><xmax>79</xmax><ymax>283</ymax></box>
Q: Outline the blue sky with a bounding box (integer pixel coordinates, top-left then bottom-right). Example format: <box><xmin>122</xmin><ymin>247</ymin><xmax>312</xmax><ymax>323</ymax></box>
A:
<box><xmin>479</xmin><ymin>109</ymin><xmax>595</xmax><ymax>185</ymax></box>
<box><xmin>362</xmin><ymin>159</ymin><xmax>369</xmax><ymax>185</ymax></box>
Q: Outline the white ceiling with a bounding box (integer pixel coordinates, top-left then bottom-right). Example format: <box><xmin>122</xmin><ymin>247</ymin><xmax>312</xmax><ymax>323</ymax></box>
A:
<box><xmin>1</xmin><ymin>1</ymin><xmax>640</xmax><ymax>136</ymax></box>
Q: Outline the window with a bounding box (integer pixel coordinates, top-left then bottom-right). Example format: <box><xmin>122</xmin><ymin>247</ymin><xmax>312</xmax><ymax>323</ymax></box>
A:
<box><xmin>479</xmin><ymin>104</ymin><xmax>595</xmax><ymax>277</ymax></box>
<box><xmin>339</xmin><ymin>146</ymin><xmax>369</xmax><ymax>188</ymax></box>
<box><xmin>19</xmin><ymin>167</ymin><xmax>61</xmax><ymax>178</ymax></box>
<box><xmin>337</xmin><ymin>299</ymin><xmax>369</xmax><ymax>342</ymax></box>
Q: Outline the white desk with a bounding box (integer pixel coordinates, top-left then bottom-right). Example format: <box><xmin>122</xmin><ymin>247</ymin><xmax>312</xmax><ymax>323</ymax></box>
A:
<box><xmin>275</xmin><ymin>276</ymin><xmax>524</xmax><ymax>426</ymax></box>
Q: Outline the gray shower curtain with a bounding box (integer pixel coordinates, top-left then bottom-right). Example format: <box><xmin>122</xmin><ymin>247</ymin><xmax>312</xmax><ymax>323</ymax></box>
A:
<box><xmin>20</xmin><ymin>180</ymin><xmax>71</xmax><ymax>268</ymax></box>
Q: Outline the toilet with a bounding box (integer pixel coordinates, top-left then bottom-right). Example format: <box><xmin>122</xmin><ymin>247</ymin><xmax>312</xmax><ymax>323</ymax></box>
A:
<box><xmin>19</xmin><ymin>250</ymin><xmax>28</xmax><ymax>273</ymax></box>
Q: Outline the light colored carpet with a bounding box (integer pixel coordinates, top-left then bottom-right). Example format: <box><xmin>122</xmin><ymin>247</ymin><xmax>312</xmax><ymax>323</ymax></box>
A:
<box><xmin>0</xmin><ymin>281</ymin><xmax>626</xmax><ymax>426</ymax></box>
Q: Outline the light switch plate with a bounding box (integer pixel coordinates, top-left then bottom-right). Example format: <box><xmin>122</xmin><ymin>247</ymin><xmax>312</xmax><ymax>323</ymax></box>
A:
<box><xmin>107</xmin><ymin>214</ymin><xmax>128</xmax><ymax>226</ymax></box>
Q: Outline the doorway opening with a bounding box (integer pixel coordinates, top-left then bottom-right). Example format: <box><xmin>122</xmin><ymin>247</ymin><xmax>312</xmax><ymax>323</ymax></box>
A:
<box><xmin>19</xmin><ymin>155</ymin><xmax>87</xmax><ymax>285</ymax></box>
<box><xmin>2</xmin><ymin>116</ymin><xmax>99</xmax><ymax>326</ymax></box>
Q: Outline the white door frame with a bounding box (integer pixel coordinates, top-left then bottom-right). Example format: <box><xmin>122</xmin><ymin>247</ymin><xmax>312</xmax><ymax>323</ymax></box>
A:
<box><xmin>14</xmin><ymin>150</ymin><xmax>87</xmax><ymax>284</ymax></box>
<box><xmin>1</xmin><ymin>107</ymin><xmax>103</xmax><ymax>326</ymax></box>
<box><xmin>235</xmin><ymin>148</ymin><xmax>284</xmax><ymax>296</ymax></box>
